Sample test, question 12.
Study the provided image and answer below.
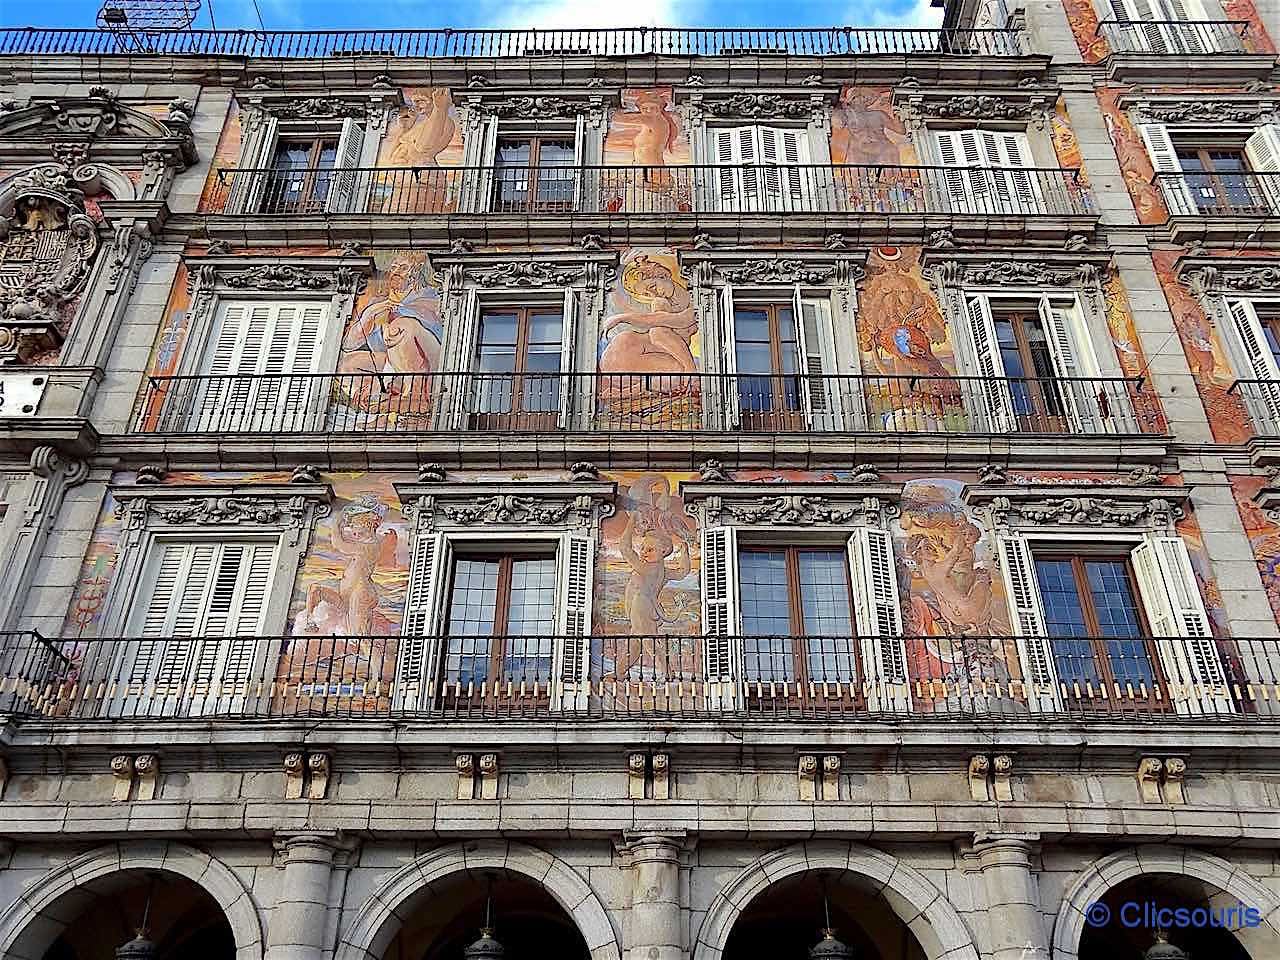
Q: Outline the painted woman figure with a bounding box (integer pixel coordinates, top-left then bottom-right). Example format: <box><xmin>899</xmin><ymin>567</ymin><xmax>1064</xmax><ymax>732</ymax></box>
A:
<box><xmin>599</xmin><ymin>253</ymin><xmax>698</xmax><ymax>379</ymax></box>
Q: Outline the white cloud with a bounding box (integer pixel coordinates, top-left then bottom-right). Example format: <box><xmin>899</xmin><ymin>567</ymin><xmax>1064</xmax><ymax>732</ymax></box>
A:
<box><xmin>481</xmin><ymin>0</ymin><xmax>703</xmax><ymax>29</ymax></box>
<box><xmin>863</xmin><ymin>0</ymin><xmax>945</xmax><ymax>28</ymax></box>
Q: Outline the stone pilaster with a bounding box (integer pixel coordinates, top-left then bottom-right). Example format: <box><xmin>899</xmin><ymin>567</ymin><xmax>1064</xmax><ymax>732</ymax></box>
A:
<box><xmin>622</xmin><ymin>833</ymin><xmax>684</xmax><ymax>960</ymax></box>
<box><xmin>266</xmin><ymin>833</ymin><xmax>345</xmax><ymax>960</ymax></box>
<box><xmin>971</xmin><ymin>835</ymin><xmax>1051</xmax><ymax>960</ymax></box>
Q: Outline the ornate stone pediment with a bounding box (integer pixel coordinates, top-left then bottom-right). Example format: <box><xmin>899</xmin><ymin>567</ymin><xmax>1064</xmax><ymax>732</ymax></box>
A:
<box><xmin>1126</xmin><ymin>96</ymin><xmax>1278</xmax><ymax>127</ymax></box>
<box><xmin>1179</xmin><ymin>258</ymin><xmax>1280</xmax><ymax>295</ymax></box>
<box><xmin>460</xmin><ymin>91</ymin><xmax>613</xmax><ymax>127</ymax></box>
<box><xmin>184</xmin><ymin>256</ymin><xmax>374</xmax><ymax>301</ymax></box>
<box><xmin>675</xmin><ymin>87</ymin><xmax>835</xmax><ymax>124</ymax></box>
<box><xmin>466</xmin><ymin>260</ymin><xmax>594</xmax><ymax>288</ymax></box>
<box><xmin>111</xmin><ymin>482</ymin><xmax>334</xmax><ymax>548</ymax></box>
<box><xmin>0</xmin><ymin>163</ymin><xmax>101</xmax><ymax>364</ymax></box>
<box><xmin>0</xmin><ymin>95</ymin><xmax>196</xmax><ymax>169</ymax></box>
<box><xmin>238</xmin><ymin>89</ymin><xmax>404</xmax><ymax>126</ymax></box>
<box><xmin>893</xmin><ymin>86</ymin><xmax>1057</xmax><ymax>128</ymax></box>
<box><xmin>679</xmin><ymin>252</ymin><xmax>866</xmax><ymax>288</ymax></box>
<box><xmin>394</xmin><ymin>480</ymin><xmax>617</xmax><ymax>533</ymax></box>
<box><xmin>680</xmin><ymin>481</ymin><xmax>903</xmax><ymax>528</ymax></box>
<box><xmin>963</xmin><ymin>482</ymin><xmax>1190</xmax><ymax>532</ymax></box>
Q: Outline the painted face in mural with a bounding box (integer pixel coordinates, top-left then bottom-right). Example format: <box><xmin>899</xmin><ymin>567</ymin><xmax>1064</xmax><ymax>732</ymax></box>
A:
<box><xmin>599</xmin><ymin>253</ymin><xmax>698</xmax><ymax>379</ymax></box>
<box><xmin>858</xmin><ymin>248</ymin><xmax>951</xmax><ymax>382</ymax></box>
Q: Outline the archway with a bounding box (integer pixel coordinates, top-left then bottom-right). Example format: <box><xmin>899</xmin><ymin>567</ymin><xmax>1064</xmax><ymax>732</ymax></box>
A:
<box><xmin>336</xmin><ymin>840</ymin><xmax>621</xmax><ymax>960</ymax></box>
<box><xmin>693</xmin><ymin>842</ymin><xmax>978</xmax><ymax>960</ymax></box>
<box><xmin>0</xmin><ymin>842</ymin><xmax>262</xmax><ymax>960</ymax></box>
<box><xmin>1052</xmin><ymin>846</ymin><xmax>1280</xmax><ymax>960</ymax></box>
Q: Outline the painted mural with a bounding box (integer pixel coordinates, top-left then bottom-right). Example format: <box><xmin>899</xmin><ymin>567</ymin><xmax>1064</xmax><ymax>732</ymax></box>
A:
<box><xmin>372</xmin><ymin>88</ymin><xmax>464</xmax><ymax>214</ymax></box>
<box><xmin>830</xmin><ymin>86</ymin><xmax>917</xmax><ymax>166</ymax></box>
<box><xmin>198</xmin><ymin>96</ymin><xmax>241</xmax><ymax>212</ymax></box>
<box><xmin>1224</xmin><ymin>0</ymin><xmax>1277</xmax><ymax>54</ymax></box>
<box><xmin>601</xmin><ymin>88</ymin><xmax>692</xmax><ymax>213</ymax></box>
<box><xmin>1064</xmin><ymin>0</ymin><xmax>1274</xmax><ymax>60</ymax></box>
<box><xmin>1230</xmin><ymin>475</ymin><xmax>1280</xmax><ymax>619</ymax></box>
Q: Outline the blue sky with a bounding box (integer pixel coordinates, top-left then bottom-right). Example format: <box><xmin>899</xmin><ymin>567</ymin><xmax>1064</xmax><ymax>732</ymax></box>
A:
<box><xmin>0</xmin><ymin>0</ymin><xmax>943</xmax><ymax>31</ymax></box>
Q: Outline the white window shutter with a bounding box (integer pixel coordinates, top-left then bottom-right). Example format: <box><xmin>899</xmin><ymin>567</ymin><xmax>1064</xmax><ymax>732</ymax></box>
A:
<box><xmin>996</xmin><ymin>534</ymin><xmax>1060</xmax><ymax>712</ymax></box>
<box><xmin>1159</xmin><ymin>0</ymin><xmax>1207</xmax><ymax>51</ymax></box>
<box><xmin>467</xmin><ymin>116</ymin><xmax>499</xmax><ymax>213</ymax></box>
<box><xmin>794</xmin><ymin>291</ymin><xmax>841</xmax><ymax>431</ymax></box>
<box><xmin>847</xmin><ymin>527</ymin><xmax>911</xmax><ymax>714</ymax></box>
<box><xmin>326</xmin><ymin>117</ymin><xmax>367</xmax><ymax>214</ymax></box>
<box><xmin>572</xmin><ymin>111</ymin><xmax>588</xmax><ymax>210</ymax></box>
<box><xmin>1244</xmin><ymin>125</ymin><xmax>1280</xmax><ymax>214</ymax></box>
<box><xmin>737</xmin><ymin>126</ymin><xmax>760</xmax><ymax>206</ymax></box>
<box><xmin>553</xmin><ymin>532</ymin><xmax>595</xmax><ymax>711</ymax></box>
<box><xmin>1036</xmin><ymin>296</ymin><xmax>1101</xmax><ymax>431</ymax></box>
<box><xmin>1138</xmin><ymin>123</ymin><xmax>1195</xmax><ymax>215</ymax></box>
<box><xmin>452</xmin><ymin>288</ymin><xmax>481</xmax><ymax>429</ymax></box>
<box><xmin>558</xmin><ymin>288</ymin><xmax>578</xmax><ymax>430</ymax></box>
<box><xmin>778</xmin><ymin>128</ymin><xmax>811</xmax><ymax>207</ymax></box>
<box><xmin>715</xmin><ymin>128</ymin><xmax>741</xmax><ymax>209</ymax></box>
<box><xmin>758</xmin><ymin>125</ymin><xmax>783</xmax><ymax>206</ymax></box>
<box><xmin>1131</xmin><ymin>536</ymin><xmax>1232</xmax><ymax>716</ymax></box>
<box><xmin>719</xmin><ymin>284</ymin><xmax>740</xmax><ymax>430</ymax></box>
<box><xmin>936</xmin><ymin>128</ymin><xmax>994</xmax><ymax>213</ymax></box>
<box><xmin>964</xmin><ymin>295</ymin><xmax>1016</xmax><ymax>432</ymax></box>
<box><xmin>227</xmin><ymin>115</ymin><xmax>277</xmax><ymax>214</ymax></box>
<box><xmin>398</xmin><ymin>531</ymin><xmax>450</xmax><ymax>711</ymax></box>
<box><xmin>1113</xmin><ymin>0</ymin><xmax>1175</xmax><ymax>53</ymax></box>
<box><xmin>993</xmin><ymin>130</ymin><xmax>1043</xmax><ymax>214</ymax></box>
<box><xmin>154</xmin><ymin>543</ymin><xmax>218</xmax><ymax>686</ymax></box>
<box><xmin>701</xmin><ymin>525</ymin><xmax>739</xmax><ymax>709</ymax></box>
<box><xmin>129</xmin><ymin>542</ymin><xmax>187</xmax><ymax>683</ymax></box>
<box><xmin>1227</xmin><ymin>298</ymin><xmax>1280</xmax><ymax>422</ymax></box>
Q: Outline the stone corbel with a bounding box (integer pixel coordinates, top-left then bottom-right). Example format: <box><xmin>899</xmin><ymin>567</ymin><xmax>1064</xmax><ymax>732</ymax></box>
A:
<box><xmin>395</xmin><ymin>480</ymin><xmax>616</xmax><ymax>535</ymax></box>
<box><xmin>968</xmin><ymin>755</ymin><xmax>991</xmax><ymax>802</ymax></box>
<box><xmin>963</xmin><ymin>482</ymin><xmax>1190</xmax><ymax>533</ymax></box>
<box><xmin>680</xmin><ymin>480</ymin><xmax>903</xmax><ymax>529</ymax></box>
<box><xmin>478</xmin><ymin>753</ymin><xmax>499</xmax><ymax>800</ymax></box>
<box><xmin>307</xmin><ymin>752</ymin><xmax>331</xmax><ymax>800</ymax></box>
<box><xmin>110</xmin><ymin>754</ymin><xmax>134</xmax><ymax>802</ymax></box>
<box><xmin>455</xmin><ymin>754</ymin><xmax>476</xmax><ymax>800</ymax></box>
<box><xmin>1137</xmin><ymin>756</ymin><xmax>1164</xmax><ymax>804</ymax></box>
<box><xmin>797</xmin><ymin>754</ymin><xmax>818</xmax><ymax>801</ymax></box>
<box><xmin>1252</xmin><ymin>484</ymin><xmax>1280</xmax><ymax>523</ymax></box>
<box><xmin>134</xmin><ymin>753</ymin><xmax>159</xmax><ymax>801</ymax></box>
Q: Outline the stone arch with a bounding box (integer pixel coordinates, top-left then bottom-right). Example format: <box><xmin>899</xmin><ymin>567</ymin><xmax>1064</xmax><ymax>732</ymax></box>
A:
<box><xmin>335</xmin><ymin>839</ymin><xmax>621</xmax><ymax>960</ymax></box>
<box><xmin>1051</xmin><ymin>845</ymin><xmax>1280</xmax><ymax>960</ymax></box>
<box><xmin>0</xmin><ymin>161</ymin><xmax>136</xmax><ymax>208</ymax></box>
<box><xmin>693</xmin><ymin>840</ymin><xmax>979</xmax><ymax>960</ymax></box>
<box><xmin>0</xmin><ymin>840</ymin><xmax>264</xmax><ymax>960</ymax></box>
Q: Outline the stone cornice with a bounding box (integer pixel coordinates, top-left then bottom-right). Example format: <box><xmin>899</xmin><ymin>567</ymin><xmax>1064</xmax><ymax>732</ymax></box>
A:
<box><xmin>394</xmin><ymin>479</ymin><xmax>617</xmax><ymax>532</ymax></box>
<box><xmin>679</xmin><ymin>480</ymin><xmax>903</xmax><ymax>527</ymax></box>
<box><xmin>963</xmin><ymin>483</ymin><xmax>1191</xmax><ymax>531</ymax></box>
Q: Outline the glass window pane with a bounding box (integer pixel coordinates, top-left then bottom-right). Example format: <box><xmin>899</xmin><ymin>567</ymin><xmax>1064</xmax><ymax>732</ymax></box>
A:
<box><xmin>1085</xmin><ymin>559</ymin><xmax>1154</xmax><ymax>686</ymax></box>
<box><xmin>445</xmin><ymin>558</ymin><xmax>500</xmax><ymax>685</ymax></box>
<box><xmin>739</xmin><ymin>549</ymin><xmax>794</xmax><ymax>683</ymax></box>
<box><xmin>1034</xmin><ymin>558</ymin><xmax>1098</xmax><ymax>684</ymax></box>
<box><xmin>478</xmin><ymin>313</ymin><xmax>518</xmax><ymax>348</ymax></box>
<box><xmin>497</xmin><ymin>141</ymin><xmax>532</xmax><ymax>165</ymax></box>
<box><xmin>537</xmin><ymin>140</ymin><xmax>575</xmax><ymax>165</ymax></box>
<box><xmin>797</xmin><ymin>550</ymin><xmax>854</xmax><ymax>683</ymax></box>
<box><xmin>503</xmin><ymin>556</ymin><xmax>557</xmax><ymax>684</ymax></box>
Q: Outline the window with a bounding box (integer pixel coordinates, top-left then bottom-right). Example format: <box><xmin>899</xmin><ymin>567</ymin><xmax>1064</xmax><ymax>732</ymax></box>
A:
<box><xmin>262</xmin><ymin>136</ymin><xmax>338</xmax><ymax>214</ymax></box>
<box><xmin>964</xmin><ymin>294</ymin><xmax>1100</xmax><ymax>433</ymax></box>
<box><xmin>442</xmin><ymin>553</ymin><xmax>558</xmax><ymax>695</ymax></box>
<box><xmin>714</xmin><ymin>126</ymin><xmax>812</xmax><ymax>211</ymax></box>
<box><xmin>492</xmin><ymin>136</ymin><xmax>576</xmax><ymax>211</ymax></box>
<box><xmin>739</xmin><ymin>547</ymin><xmax>855</xmax><ymax>684</ymax></box>
<box><xmin>470</xmin><ymin>306</ymin><xmax>564</xmax><ymax>430</ymax></box>
<box><xmin>1033</xmin><ymin>554</ymin><xmax>1161</xmax><ymax>695</ymax></box>
<box><xmin>120</xmin><ymin>539</ymin><xmax>277</xmax><ymax>714</ymax></box>
<box><xmin>1225</xmin><ymin>298</ymin><xmax>1280</xmax><ymax>425</ymax></box>
<box><xmin>192</xmin><ymin>299</ymin><xmax>330</xmax><ymax>433</ymax></box>
<box><xmin>1107</xmin><ymin>0</ymin><xmax>1217</xmax><ymax>53</ymax></box>
<box><xmin>934</xmin><ymin>129</ymin><xmax>1042</xmax><ymax>214</ymax></box>
<box><xmin>1140</xmin><ymin>123</ymin><xmax>1280</xmax><ymax>215</ymax></box>
<box><xmin>721</xmin><ymin>288</ymin><xmax>840</xmax><ymax>431</ymax></box>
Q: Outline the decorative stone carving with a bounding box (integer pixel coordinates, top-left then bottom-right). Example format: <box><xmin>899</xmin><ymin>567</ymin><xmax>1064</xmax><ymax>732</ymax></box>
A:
<box><xmin>1141</xmin><ymin>99</ymin><xmax>1275</xmax><ymax>124</ymax></box>
<box><xmin>701</xmin><ymin>93</ymin><xmax>816</xmax><ymax>119</ymax></box>
<box><xmin>478</xmin><ymin>753</ymin><xmax>499</xmax><ymax>800</ymax></box>
<box><xmin>1137</xmin><ymin>757</ymin><xmax>1164</xmax><ymax>804</ymax></box>
<box><xmin>684</xmin><ymin>481</ymin><xmax>902</xmax><ymax>529</ymax></box>
<box><xmin>466</xmin><ymin>260</ymin><xmax>590</xmax><ymax>287</ymax></box>
<box><xmin>628</xmin><ymin>752</ymin><xmax>647</xmax><ymax>800</ymax></box>
<box><xmin>699</xmin><ymin>459</ymin><xmax>729</xmax><ymax>483</ymax></box>
<box><xmin>977</xmin><ymin>464</ymin><xmax>1008</xmax><ymax>485</ymax></box>
<box><xmin>290</xmin><ymin>464</ymin><xmax>322</xmax><ymax>484</ymax></box>
<box><xmin>219</xmin><ymin>262</ymin><xmax>368</xmax><ymax>295</ymax></box>
<box><xmin>968</xmin><ymin>755</ymin><xmax>991</xmax><ymax>802</ymax></box>
<box><xmin>398</xmin><ymin>480</ymin><xmax>616</xmax><ymax>534</ymax></box>
<box><xmin>1125</xmin><ymin>465</ymin><xmax>1162</xmax><ymax>486</ymax></box>
<box><xmin>264</xmin><ymin>97</ymin><xmax>375</xmax><ymax>121</ymax></box>
<box><xmin>111</xmin><ymin>482</ymin><xmax>333</xmax><ymax>550</ymax></box>
<box><xmin>134</xmin><ymin>754</ymin><xmax>159</xmax><ymax>801</ymax></box>
<box><xmin>30</xmin><ymin>445</ymin><xmax>89</xmax><ymax>486</ymax></box>
<box><xmin>932</xmin><ymin>94</ymin><xmax>1038</xmax><ymax>120</ymax></box>
<box><xmin>448</xmin><ymin>238</ymin><xmax>474</xmax><ymax>254</ymax></box>
<box><xmin>691</xmin><ymin>232</ymin><xmax>713</xmax><ymax>250</ymax></box>
<box><xmin>959</xmin><ymin>259</ymin><xmax>1095</xmax><ymax>288</ymax></box>
<box><xmin>928</xmin><ymin>228</ymin><xmax>957</xmax><ymax>249</ymax></box>
<box><xmin>652</xmin><ymin>753</ymin><xmax>670</xmax><ymax>801</ymax></box>
<box><xmin>418</xmin><ymin>463</ymin><xmax>447</xmax><ymax>483</ymax></box>
<box><xmin>850</xmin><ymin>463</ymin><xmax>881</xmax><ymax>484</ymax></box>
<box><xmin>710</xmin><ymin>494</ymin><xmax>889</xmax><ymax>526</ymax></box>
<box><xmin>717</xmin><ymin>258</ymin><xmax>838</xmax><ymax>285</ymax></box>
<box><xmin>455</xmin><ymin>754</ymin><xmax>476</xmax><ymax>800</ymax></box>
<box><xmin>797</xmin><ymin>754</ymin><xmax>818</xmax><ymax>801</ymax></box>
<box><xmin>440</xmin><ymin>495</ymin><xmax>576</xmax><ymax>526</ymax></box>
<box><xmin>0</xmin><ymin>162</ymin><xmax>101</xmax><ymax>364</ymax></box>
<box><xmin>307</xmin><ymin>752</ymin><xmax>331</xmax><ymax>800</ymax></box>
<box><xmin>284</xmin><ymin>752</ymin><xmax>305</xmax><ymax>799</ymax></box>
<box><xmin>823</xmin><ymin>233</ymin><xmax>848</xmax><ymax>250</ymax></box>
<box><xmin>821</xmin><ymin>755</ymin><xmax>841</xmax><ymax>802</ymax></box>
<box><xmin>987</xmin><ymin>495</ymin><xmax>1179</xmax><ymax>528</ymax></box>
<box><xmin>570</xmin><ymin>461</ymin><xmax>600</xmax><ymax>482</ymax></box>
<box><xmin>992</xmin><ymin>754</ymin><xmax>1014</xmax><ymax>802</ymax></box>
<box><xmin>110</xmin><ymin>755</ymin><xmax>134</xmax><ymax>802</ymax></box>
<box><xmin>1163</xmin><ymin>757</ymin><xmax>1187</xmax><ymax>805</ymax></box>
<box><xmin>579</xmin><ymin>233</ymin><xmax>605</xmax><ymax>251</ymax></box>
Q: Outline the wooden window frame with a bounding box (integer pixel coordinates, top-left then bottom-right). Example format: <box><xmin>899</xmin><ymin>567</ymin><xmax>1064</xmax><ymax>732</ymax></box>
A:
<box><xmin>493</xmin><ymin>134</ymin><xmax>577</xmax><ymax>213</ymax></box>
<box><xmin>263</xmin><ymin>134</ymin><xmax>340</xmax><ymax>214</ymax></box>
<box><xmin>733</xmin><ymin>300</ymin><xmax>803</xmax><ymax>431</ymax></box>
<box><xmin>1171</xmin><ymin>137</ymin><xmax>1270</xmax><ymax>214</ymax></box>
<box><xmin>1034</xmin><ymin>551</ymin><xmax>1169</xmax><ymax>705</ymax></box>
<box><xmin>990</xmin><ymin>303</ymin><xmax>1071</xmax><ymax>431</ymax></box>
<box><xmin>472</xmin><ymin>304</ymin><xmax>565</xmax><ymax>431</ymax></box>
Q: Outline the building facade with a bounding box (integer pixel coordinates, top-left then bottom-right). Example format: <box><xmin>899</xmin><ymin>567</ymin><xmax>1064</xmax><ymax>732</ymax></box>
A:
<box><xmin>0</xmin><ymin>4</ymin><xmax>1279</xmax><ymax>959</ymax></box>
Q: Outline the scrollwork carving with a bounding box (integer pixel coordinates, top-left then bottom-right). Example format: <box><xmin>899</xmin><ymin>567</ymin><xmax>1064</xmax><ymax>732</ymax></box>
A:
<box><xmin>466</xmin><ymin>260</ymin><xmax>592</xmax><ymax>287</ymax></box>
<box><xmin>986</xmin><ymin>495</ymin><xmax>1182</xmax><ymax>529</ymax></box>
<box><xmin>702</xmin><ymin>93</ymin><xmax>816</xmax><ymax>119</ymax></box>
<box><xmin>705</xmin><ymin>494</ymin><xmax>891</xmax><ymax>526</ymax></box>
<box><xmin>715</xmin><ymin>259</ymin><xmax>838</xmax><ymax>285</ymax></box>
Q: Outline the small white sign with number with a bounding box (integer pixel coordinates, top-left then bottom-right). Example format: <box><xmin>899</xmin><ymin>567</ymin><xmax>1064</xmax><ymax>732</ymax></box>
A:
<box><xmin>0</xmin><ymin>374</ymin><xmax>47</xmax><ymax>417</ymax></box>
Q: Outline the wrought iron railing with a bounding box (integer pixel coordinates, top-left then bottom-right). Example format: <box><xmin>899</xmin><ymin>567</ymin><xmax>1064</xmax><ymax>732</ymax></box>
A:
<box><xmin>202</xmin><ymin>163</ymin><xmax>1093</xmax><ymax>217</ymax></box>
<box><xmin>133</xmin><ymin>372</ymin><xmax>1163</xmax><ymax>437</ymax></box>
<box><xmin>2</xmin><ymin>633</ymin><xmax>1274</xmax><ymax>721</ymax></box>
<box><xmin>1154</xmin><ymin>171</ymin><xmax>1280</xmax><ymax>218</ymax></box>
<box><xmin>0</xmin><ymin>26</ymin><xmax>1025</xmax><ymax>58</ymax></box>
<box><xmin>1096</xmin><ymin>18</ymin><xmax>1249</xmax><ymax>54</ymax></box>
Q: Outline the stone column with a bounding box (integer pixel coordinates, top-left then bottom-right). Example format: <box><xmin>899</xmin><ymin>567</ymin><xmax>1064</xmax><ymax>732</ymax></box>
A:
<box><xmin>266</xmin><ymin>834</ymin><xmax>340</xmax><ymax>960</ymax></box>
<box><xmin>972</xmin><ymin>835</ymin><xmax>1050</xmax><ymax>960</ymax></box>
<box><xmin>624</xmin><ymin>834</ymin><xmax>683</xmax><ymax>960</ymax></box>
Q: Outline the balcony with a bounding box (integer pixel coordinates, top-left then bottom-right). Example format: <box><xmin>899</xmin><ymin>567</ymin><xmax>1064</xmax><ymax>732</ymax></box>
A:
<box><xmin>133</xmin><ymin>372</ymin><xmax>1163</xmax><ymax>438</ymax></box>
<box><xmin>1095</xmin><ymin>19</ymin><xmax>1273</xmax><ymax>82</ymax></box>
<box><xmin>200</xmin><ymin>164</ymin><xmax>1095</xmax><ymax>243</ymax></box>
<box><xmin>2</xmin><ymin>632</ymin><xmax>1275</xmax><ymax>722</ymax></box>
<box><xmin>0</xmin><ymin>26</ymin><xmax>1025</xmax><ymax>58</ymax></box>
<box><xmin>1154</xmin><ymin>171</ymin><xmax>1280</xmax><ymax>245</ymax></box>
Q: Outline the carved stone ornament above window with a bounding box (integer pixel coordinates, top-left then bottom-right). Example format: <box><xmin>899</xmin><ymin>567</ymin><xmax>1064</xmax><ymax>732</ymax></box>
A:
<box><xmin>680</xmin><ymin>481</ymin><xmax>904</xmax><ymax>528</ymax></box>
<box><xmin>184</xmin><ymin>255</ymin><xmax>374</xmax><ymax>304</ymax></box>
<box><xmin>679</xmin><ymin>251</ymin><xmax>866</xmax><ymax>288</ymax></box>
<box><xmin>1179</xmin><ymin>258</ymin><xmax>1280</xmax><ymax>295</ymax></box>
<box><xmin>111</xmin><ymin>482</ymin><xmax>334</xmax><ymax>548</ymax></box>
<box><xmin>963</xmin><ymin>482</ymin><xmax>1191</xmax><ymax>533</ymax></box>
<box><xmin>923</xmin><ymin>250</ymin><xmax>1113</xmax><ymax>323</ymax></box>
<box><xmin>0</xmin><ymin>93</ymin><xmax>196</xmax><ymax>166</ymax></box>
<box><xmin>1126</xmin><ymin>97</ymin><xmax>1278</xmax><ymax>126</ymax></box>
<box><xmin>394</xmin><ymin>480</ymin><xmax>617</xmax><ymax>534</ymax></box>
<box><xmin>460</xmin><ymin>91</ymin><xmax>613</xmax><ymax>128</ymax></box>
<box><xmin>0</xmin><ymin>163</ymin><xmax>101</xmax><ymax>365</ymax></box>
<box><xmin>433</xmin><ymin>251</ymin><xmax>620</xmax><ymax>326</ymax></box>
<box><xmin>675</xmin><ymin>87</ymin><xmax>836</xmax><ymax>125</ymax></box>
<box><xmin>238</xmin><ymin>88</ymin><xmax>404</xmax><ymax>126</ymax></box>
<box><xmin>894</xmin><ymin>86</ymin><xmax>1057</xmax><ymax>128</ymax></box>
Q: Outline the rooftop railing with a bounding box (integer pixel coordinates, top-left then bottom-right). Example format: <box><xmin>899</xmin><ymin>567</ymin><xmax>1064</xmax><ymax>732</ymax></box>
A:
<box><xmin>1096</xmin><ymin>18</ymin><xmax>1249</xmax><ymax>55</ymax></box>
<box><xmin>0</xmin><ymin>26</ymin><xmax>1025</xmax><ymax>58</ymax></box>
<box><xmin>1154</xmin><ymin>171</ymin><xmax>1280</xmax><ymax>218</ymax></box>
<box><xmin>3</xmin><ymin>633</ymin><xmax>1273</xmax><ymax>722</ymax></box>
<box><xmin>133</xmin><ymin>372</ymin><xmax>1163</xmax><ymax>437</ymax></box>
<box><xmin>203</xmin><ymin>163</ymin><xmax>1093</xmax><ymax>218</ymax></box>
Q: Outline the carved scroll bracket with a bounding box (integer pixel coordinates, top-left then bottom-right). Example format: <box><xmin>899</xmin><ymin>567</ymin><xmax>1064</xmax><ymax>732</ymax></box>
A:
<box><xmin>963</xmin><ymin>482</ymin><xmax>1191</xmax><ymax>533</ymax></box>
<box><xmin>679</xmin><ymin>481</ymin><xmax>903</xmax><ymax>529</ymax></box>
<box><xmin>395</xmin><ymin>480</ymin><xmax>617</xmax><ymax>534</ymax></box>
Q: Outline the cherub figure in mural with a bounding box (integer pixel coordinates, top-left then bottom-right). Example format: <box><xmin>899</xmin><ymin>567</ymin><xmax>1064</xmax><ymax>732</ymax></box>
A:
<box><xmin>614</xmin><ymin>89</ymin><xmax>681</xmax><ymax>191</ymax></box>
<box><xmin>302</xmin><ymin>494</ymin><xmax>398</xmax><ymax>635</ymax></box>
<box><xmin>618</xmin><ymin>475</ymin><xmax>696</xmax><ymax>633</ymax></box>
<box><xmin>829</xmin><ymin>88</ymin><xmax>908</xmax><ymax>167</ymax></box>
<box><xmin>384</xmin><ymin>89</ymin><xmax>457</xmax><ymax>167</ymax></box>
<box><xmin>338</xmin><ymin>255</ymin><xmax>443</xmax><ymax>425</ymax></box>
<box><xmin>599</xmin><ymin>254</ymin><xmax>698</xmax><ymax>384</ymax></box>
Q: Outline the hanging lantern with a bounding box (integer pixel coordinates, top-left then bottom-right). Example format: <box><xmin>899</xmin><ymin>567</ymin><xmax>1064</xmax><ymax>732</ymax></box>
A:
<box><xmin>115</xmin><ymin>876</ymin><xmax>158</xmax><ymax>959</ymax></box>
<box><xmin>1144</xmin><ymin>929</ymin><xmax>1188</xmax><ymax>960</ymax></box>
<box><xmin>808</xmin><ymin>928</ymin><xmax>854</xmax><ymax>960</ymax></box>
<box><xmin>464</xmin><ymin>893</ymin><xmax>506</xmax><ymax>960</ymax></box>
